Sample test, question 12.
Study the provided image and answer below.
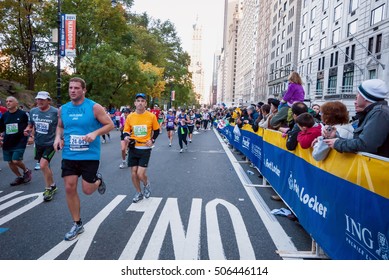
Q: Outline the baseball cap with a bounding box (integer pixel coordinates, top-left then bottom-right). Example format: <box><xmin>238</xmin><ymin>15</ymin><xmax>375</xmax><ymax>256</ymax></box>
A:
<box><xmin>135</xmin><ymin>93</ymin><xmax>146</xmax><ymax>99</ymax></box>
<box><xmin>35</xmin><ymin>91</ymin><xmax>51</xmax><ymax>100</ymax></box>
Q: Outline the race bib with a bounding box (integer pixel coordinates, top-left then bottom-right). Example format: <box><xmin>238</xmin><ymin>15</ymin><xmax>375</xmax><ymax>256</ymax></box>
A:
<box><xmin>6</xmin><ymin>123</ymin><xmax>18</xmax><ymax>134</ymax></box>
<box><xmin>35</xmin><ymin>121</ymin><xmax>49</xmax><ymax>134</ymax></box>
<box><xmin>69</xmin><ymin>135</ymin><xmax>89</xmax><ymax>151</ymax></box>
<box><xmin>133</xmin><ymin>125</ymin><xmax>147</xmax><ymax>137</ymax></box>
<box><xmin>167</xmin><ymin>121</ymin><xmax>174</xmax><ymax>127</ymax></box>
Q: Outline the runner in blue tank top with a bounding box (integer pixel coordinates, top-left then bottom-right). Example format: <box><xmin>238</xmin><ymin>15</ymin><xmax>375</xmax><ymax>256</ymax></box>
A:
<box><xmin>53</xmin><ymin>77</ymin><xmax>114</xmax><ymax>241</ymax></box>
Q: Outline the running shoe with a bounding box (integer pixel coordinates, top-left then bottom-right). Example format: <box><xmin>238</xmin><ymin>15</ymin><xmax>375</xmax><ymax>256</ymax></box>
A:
<box><xmin>23</xmin><ymin>168</ymin><xmax>32</xmax><ymax>183</ymax></box>
<box><xmin>64</xmin><ymin>222</ymin><xmax>84</xmax><ymax>241</ymax></box>
<box><xmin>34</xmin><ymin>162</ymin><xmax>40</xmax><ymax>170</ymax></box>
<box><xmin>10</xmin><ymin>177</ymin><xmax>24</xmax><ymax>186</ymax></box>
<box><xmin>43</xmin><ymin>185</ymin><xmax>57</xmax><ymax>201</ymax></box>
<box><xmin>180</xmin><ymin>149</ymin><xmax>183</xmax><ymax>153</ymax></box>
<box><xmin>169</xmin><ymin>143</ymin><xmax>171</xmax><ymax>147</ymax></box>
<box><xmin>96</xmin><ymin>173</ymin><xmax>106</xmax><ymax>194</ymax></box>
<box><xmin>132</xmin><ymin>192</ymin><xmax>143</xmax><ymax>203</ymax></box>
<box><xmin>119</xmin><ymin>162</ymin><xmax>127</xmax><ymax>169</ymax></box>
<box><xmin>143</xmin><ymin>182</ymin><xmax>151</xmax><ymax>198</ymax></box>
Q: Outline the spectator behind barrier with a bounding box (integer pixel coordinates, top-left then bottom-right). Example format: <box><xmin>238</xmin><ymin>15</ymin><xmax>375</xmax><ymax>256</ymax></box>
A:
<box><xmin>310</xmin><ymin>103</ymin><xmax>322</xmax><ymax>122</ymax></box>
<box><xmin>320</xmin><ymin>101</ymin><xmax>354</xmax><ymax>139</ymax></box>
<box><xmin>270</xmin><ymin>72</ymin><xmax>305</xmax><ymax>129</ymax></box>
<box><xmin>296</xmin><ymin>113</ymin><xmax>322</xmax><ymax>149</ymax></box>
<box><xmin>324</xmin><ymin>79</ymin><xmax>389</xmax><ymax>158</ymax></box>
<box><xmin>266</xmin><ymin>98</ymin><xmax>280</xmax><ymax>130</ymax></box>
<box><xmin>258</xmin><ymin>104</ymin><xmax>271</xmax><ymax>129</ymax></box>
<box><xmin>280</xmin><ymin>102</ymin><xmax>309</xmax><ymax>151</ymax></box>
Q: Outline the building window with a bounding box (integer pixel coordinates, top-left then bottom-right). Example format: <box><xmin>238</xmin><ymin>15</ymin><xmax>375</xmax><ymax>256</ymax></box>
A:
<box><xmin>308</xmin><ymin>44</ymin><xmax>314</xmax><ymax>56</ymax></box>
<box><xmin>369</xmin><ymin>69</ymin><xmax>377</xmax><ymax>79</ymax></box>
<box><xmin>371</xmin><ymin>4</ymin><xmax>385</xmax><ymax>26</ymax></box>
<box><xmin>332</xmin><ymin>28</ymin><xmax>341</xmax><ymax>43</ymax></box>
<box><xmin>322</xmin><ymin>0</ymin><xmax>329</xmax><ymax>11</ymax></box>
<box><xmin>349</xmin><ymin>0</ymin><xmax>358</xmax><ymax>13</ymax></box>
<box><xmin>334</xmin><ymin>4</ymin><xmax>343</xmax><ymax>21</ymax></box>
<box><xmin>368</xmin><ymin>34</ymin><xmax>382</xmax><ymax>55</ymax></box>
<box><xmin>318</xmin><ymin>57</ymin><xmax>325</xmax><ymax>70</ymax></box>
<box><xmin>320</xmin><ymin>37</ymin><xmax>327</xmax><ymax>50</ymax></box>
<box><xmin>351</xmin><ymin>44</ymin><xmax>356</xmax><ymax>60</ymax></box>
<box><xmin>281</xmin><ymin>43</ymin><xmax>285</xmax><ymax>53</ymax></box>
<box><xmin>342</xmin><ymin>71</ymin><xmax>354</xmax><ymax>92</ymax></box>
<box><xmin>311</xmin><ymin>7</ymin><xmax>317</xmax><ymax>21</ymax></box>
<box><xmin>376</xmin><ymin>33</ymin><xmax>382</xmax><ymax>53</ymax></box>
<box><xmin>316</xmin><ymin>79</ymin><xmax>324</xmax><ymax>95</ymax></box>
<box><xmin>368</xmin><ymin>37</ymin><xmax>374</xmax><ymax>54</ymax></box>
<box><xmin>309</xmin><ymin>26</ymin><xmax>315</xmax><ymax>40</ymax></box>
<box><xmin>321</xmin><ymin>17</ymin><xmax>328</xmax><ymax>32</ymax></box>
<box><xmin>301</xmin><ymin>30</ymin><xmax>307</xmax><ymax>43</ymax></box>
<box><xmin>328</xmin><ymin>75</ymin><xmax>337</xmax><ymax>94</ymax></box>
<box><xmin>330</xmin><ymin>51</ymin><xmax>339</xmax><ymax>67</ymax></box>
<box><xmin>301</xmin><ymin>48</ymin><xmax>306</xmax><ymax>60</ymax></box>
<box><xmin>302</xmin><ymin>13</ymin><xmax>308</xmax><ymax>26</ymax></box>
<box><xmin>347</xmin><ymin>20</ymin><xmax>357</xmax><ymax>36</ymax></box>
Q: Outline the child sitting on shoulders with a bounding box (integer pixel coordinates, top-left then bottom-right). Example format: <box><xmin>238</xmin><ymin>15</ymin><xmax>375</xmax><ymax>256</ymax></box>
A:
<box><xmin>296</xmin><ymin>112</ymin><xmax>322</xmax><ymax>149</ymax></box>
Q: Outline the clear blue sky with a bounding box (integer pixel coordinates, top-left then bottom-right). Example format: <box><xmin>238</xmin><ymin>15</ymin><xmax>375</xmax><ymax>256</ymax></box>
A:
<box><xmin>132</xmin><ymin>0</ymin><xmax>225</xmax><ymax>95</ymax></box>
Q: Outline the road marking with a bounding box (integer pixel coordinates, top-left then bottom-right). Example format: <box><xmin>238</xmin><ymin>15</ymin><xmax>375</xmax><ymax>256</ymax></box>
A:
<box><xmin>119</xmin><ymin>197</ymin><xmax>163</xmax><ymax>260</ymax></box>
<box><xmin>0</xmin><ymin>228</ymin><xmax>9</xmax><ymax>234</ymax></box>
<box><xmin>206</xmin><ymin>198</ymin><xmax>256</xmax><ymax>260</ymax></box>
<box><xmin>0</xmin><ymin>192</ymin><xmax>43</xmax><ymax>226</ymax></box>
<box><xmin>39</xmin><ymin>195</ymin><xmax>126</xmax><ymax>260</ymax></box>
<box><xmin>215</xmin><ymin>130</ymin><xmax>299</xmax><ymax>258</ymax></box>
<box><xmin>0</xmin><ymin>191</ymin><xmax>24</xmax><ymax>203</ymax></box>
<box><xmin>142</xmin><ymin>198</ymin><xmax>202</xmax><ymax>260</ymax></box>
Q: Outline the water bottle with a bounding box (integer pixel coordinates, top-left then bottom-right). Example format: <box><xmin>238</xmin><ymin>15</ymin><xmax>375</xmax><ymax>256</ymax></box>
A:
<box><xmin>247</xmin><ymin>170</ymin><xmax>254</xmax><ymax>175</ymax></box>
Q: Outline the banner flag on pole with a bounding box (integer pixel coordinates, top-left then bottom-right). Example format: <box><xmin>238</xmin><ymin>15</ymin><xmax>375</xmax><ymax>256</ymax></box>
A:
<box><xmin>60</xmin><ymin>14</ymin><xmax>77</xmax><ymax>57</ymax></box>
<box><xmin>171</xmin><ymin>90</ymin><xmax>175</xmax><ymax>101</ymax></box>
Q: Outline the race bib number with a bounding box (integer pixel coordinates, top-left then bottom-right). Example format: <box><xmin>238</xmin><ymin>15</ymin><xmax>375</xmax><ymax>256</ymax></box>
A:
<box><xmin>6</xmin><ymin>123</ymin><xmax>18</xmax><ymax>134</ymax></box>
<box><xmin>35</xmin><ymin>121</ymin><xmax>49</xmax><ymax>134</ymax></box>
<box><xmin>167</xmin><ymin>121</ymin><xmax>174</xmax><ymax>127</ymax></box>
<box><xmin>69</xmin><ymin>135</ymin><xmax>89</xmax><ymax>151</ymax></box>
<box><xmin>133</xmin><ymin>125</ymin><xmax>147</xmax><ymax>137</ymax></box>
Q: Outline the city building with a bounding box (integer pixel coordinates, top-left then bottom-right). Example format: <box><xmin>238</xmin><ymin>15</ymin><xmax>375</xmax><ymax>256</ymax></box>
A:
<box><xmin>301</xmin><ymin>0</ymin><xmax>389</xmax><ymax>114</ymax></box>
<box><xmin>190</xmin><ymin>16</ymin><xmax>205</xmax><ymax>105</ymax></box>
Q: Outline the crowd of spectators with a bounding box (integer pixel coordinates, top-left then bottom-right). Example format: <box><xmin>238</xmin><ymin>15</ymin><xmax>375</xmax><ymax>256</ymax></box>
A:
<box><xmin>213</xmin><ymin>75</ymin><xmax>389</xmax><ymax>159</ymax></box>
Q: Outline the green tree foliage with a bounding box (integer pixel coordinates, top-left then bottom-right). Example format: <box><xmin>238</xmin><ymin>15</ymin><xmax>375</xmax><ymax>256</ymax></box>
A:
<box><xmin>0</xmin><ymin>0</ymin><xmax>195</xmax><ymax>108</ymax></box>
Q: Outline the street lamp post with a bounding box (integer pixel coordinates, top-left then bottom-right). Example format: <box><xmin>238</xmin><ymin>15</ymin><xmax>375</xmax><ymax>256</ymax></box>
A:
<box><xmin>56</xmin><ymin>0</ymin><xmax>61</xmax><ymax>107</ymax></box>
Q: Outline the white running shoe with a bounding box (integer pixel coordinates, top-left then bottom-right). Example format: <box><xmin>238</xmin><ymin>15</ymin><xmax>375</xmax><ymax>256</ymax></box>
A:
<box><xmin>180</xmin><ymin>149</ymin><xmax>183</xmax><ymax>153</ymax></box>
<box><xmin>119</xmin><ymin>162</ymin><xmax>127</xmax><ymax>169</ymax></box>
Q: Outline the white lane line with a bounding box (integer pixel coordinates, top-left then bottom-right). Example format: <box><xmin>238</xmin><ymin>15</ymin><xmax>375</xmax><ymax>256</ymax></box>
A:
<box><xmin>142</xmin><ymin>198</ymin><xmax>202</xmax><ymax>260</ymax></box>
<box><xmin>39</xmin><ymin>195</ymin><xmax>126</xmax><ymax>260</ymax></box>
<box><xmin>0</xmin><ymin>191</ymin><xmax>24</xmax><ymax>203</ymax></box>
<box><xmin>119</xmin><ymin>197</ymin><xmax>163</xmax><ymax>260</ymax></box>
<box><xmin>0</xmin><ymin>192</ymin><xmax>43</xmax><ymax>226</ymax></box>
<box><xmin>206</xmin><ymin>198</ymin><xmax>256</xmax><ymax>260</ymax></box>
<box><xmin>214</xmin><ymin>130</ymin><xmax>299</xmax><ymax>258</ymax></box>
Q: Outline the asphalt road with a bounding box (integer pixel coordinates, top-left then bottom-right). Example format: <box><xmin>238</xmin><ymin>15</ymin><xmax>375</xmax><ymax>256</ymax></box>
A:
<box><xmin>0</xmin><ymin>127</ymin><xmax>312</xmax><ymax>260</ymax></box>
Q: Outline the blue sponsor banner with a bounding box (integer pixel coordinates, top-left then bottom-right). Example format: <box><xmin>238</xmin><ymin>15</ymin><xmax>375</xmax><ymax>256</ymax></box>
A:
<box><xmin>218</xmin><ymin>125</ymin><xmax>389</xmax><ymax>260</ymax></box>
